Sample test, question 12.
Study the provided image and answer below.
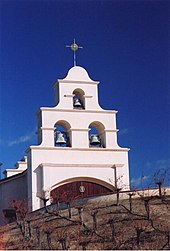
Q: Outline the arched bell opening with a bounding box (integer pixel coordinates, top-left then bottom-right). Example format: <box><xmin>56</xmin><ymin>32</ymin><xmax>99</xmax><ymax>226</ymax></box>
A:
<box><xmin>73</xmin><ymin>88</ymin><xmax>85</xmax><ymax>109</ymax></box>
<box><xmin>54</xmin><ymin>120</ymin><xmax>71</xmax><ymax>147</ymax></box>
<box><xmin>88</xmin><ymin>121</ymin><xmax>106</xmax><ymax>148</ymax></box>
<box><xmin>50</xmin><ymin>178</ymin><xmax>114</xmax><ymax>204</ymax></box>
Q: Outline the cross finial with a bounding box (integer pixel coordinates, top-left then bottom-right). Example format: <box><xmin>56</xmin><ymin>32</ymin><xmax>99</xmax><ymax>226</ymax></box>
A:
<box><xmin>66</xmin><ymin>39</ymin><xmax>83</xmax><ymax>66</ymax></box>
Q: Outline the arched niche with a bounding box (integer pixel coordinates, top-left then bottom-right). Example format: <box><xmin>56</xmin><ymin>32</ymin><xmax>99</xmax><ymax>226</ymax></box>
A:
<box><xmin>54</xmin><ymin>120</ymin><xmax>71</xmax><ymax>147</ymax></box>
<box><xmin>88</xmin><ymin>121</ymin><xmax>105</xmax><ymax>148</ymax></box>
<box><xmin>73</xmin><ymin>88</ymin><xmax>85</xmax><ymax>109</ymax></box>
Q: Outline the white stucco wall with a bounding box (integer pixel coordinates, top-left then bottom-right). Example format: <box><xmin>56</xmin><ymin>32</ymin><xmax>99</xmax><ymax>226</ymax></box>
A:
<box><xmin>0</xmin><ymin>172</ymin><xmax>27</xmax><ymax>226</ymax></box>
<box><xmin>26</xmin><ymin>146</ymin><xmax>129</xmax><ymax>211</ymax></box>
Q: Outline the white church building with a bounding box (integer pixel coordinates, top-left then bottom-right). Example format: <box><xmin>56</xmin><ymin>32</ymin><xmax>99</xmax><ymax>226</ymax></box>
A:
<box><xmin>0</xmin><ymin>63</ymin><xmax>130</xmax><ymax>225</ymax></box>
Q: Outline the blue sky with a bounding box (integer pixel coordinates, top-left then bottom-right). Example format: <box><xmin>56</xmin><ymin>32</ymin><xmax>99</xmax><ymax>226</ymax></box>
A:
<box><xmin>0</xmin><ymin>0</ymin><xmax>169</xmax><ymax>188</ymax></box>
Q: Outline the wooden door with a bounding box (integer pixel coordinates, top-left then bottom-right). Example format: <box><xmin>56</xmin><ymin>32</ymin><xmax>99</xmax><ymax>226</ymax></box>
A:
<box><xmin>51</xmin><ymin>181</ymin><xmax>113</xmax><ymax>204</ymax></box>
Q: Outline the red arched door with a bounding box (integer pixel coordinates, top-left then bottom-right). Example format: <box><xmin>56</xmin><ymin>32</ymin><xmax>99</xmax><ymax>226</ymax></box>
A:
<box><xmin>51</xmin><ymin>181</ymin><xmax>114</xmax><ymax>204</ymax></box>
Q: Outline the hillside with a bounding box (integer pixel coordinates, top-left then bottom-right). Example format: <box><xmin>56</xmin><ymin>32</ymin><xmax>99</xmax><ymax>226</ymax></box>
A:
<box><xmin>0</xmin><ymin>188</ymin><xmax>170</xmax><ymax>250</ymax></box>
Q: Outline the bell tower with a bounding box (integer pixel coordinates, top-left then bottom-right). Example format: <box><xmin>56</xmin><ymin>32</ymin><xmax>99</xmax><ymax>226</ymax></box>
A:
<box><xmin>37</xmin><ymin>66</ymin><xmax>118</xmax><ymax>149</ymax></box>
<box><xmin>27</xmin><ymin>65</ymin><xmax>130</xmax><ymax>211</ymax></box>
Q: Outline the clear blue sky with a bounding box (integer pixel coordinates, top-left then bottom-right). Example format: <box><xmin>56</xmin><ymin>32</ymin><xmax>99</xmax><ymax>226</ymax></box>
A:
<box><xmin>0</xmin><ymin>0</ymin><xmax>169</xmax><ymax>188</ymax></box>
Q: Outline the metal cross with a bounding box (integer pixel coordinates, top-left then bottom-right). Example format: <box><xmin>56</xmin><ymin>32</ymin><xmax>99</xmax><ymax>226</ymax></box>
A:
<box><xmin>66</xmin><ymin>39</ymin><xmax>83</xmax><ymax>66</ymax></box>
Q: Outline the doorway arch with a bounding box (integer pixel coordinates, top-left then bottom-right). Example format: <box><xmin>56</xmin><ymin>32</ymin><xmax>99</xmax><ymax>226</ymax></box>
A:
<box><xmin>50</xmin><ymin>177</ymin><xmax>114</xmax><ymax>204</ymax></box>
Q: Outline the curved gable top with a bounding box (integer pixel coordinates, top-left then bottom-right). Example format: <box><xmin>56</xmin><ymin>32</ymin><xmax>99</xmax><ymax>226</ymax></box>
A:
<box><xmin>61</xmin><ymin>66</ymin><xmax>98</xmax><ymax>83</ymax></box>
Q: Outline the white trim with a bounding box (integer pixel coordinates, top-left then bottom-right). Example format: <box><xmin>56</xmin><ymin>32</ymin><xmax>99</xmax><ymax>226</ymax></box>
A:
<box><xmin>39</xmin><ymin>127</ymin><xmax>119</xmax><ymax>133</ymax></box>
<box><xmin>4</xmin><ymin>169</ymin><xmax>24</xmax><ymax>173</ymax></box>
<box><xmin>58</xmin><ymin>79</ymin><xmax>99</xmax><ymax>85</ymax></box>
<box><xmin>39</xmin><ymin>127</ymin><xmax>54</xmax><ymax>131</ymax></box>
<box><xmin>39</xmin><ymin>107</ymin><xmax>118</xmax><ymax>114</ymax></box>
<box><xmin>26</xmin><ymin>146</ymin><xmax>130</xmax><ymax>152</ymax></box>
<box><xmin>39</xmin><ymin>163</ymin><xmax>124</xmax><ymax>168</ymax></box>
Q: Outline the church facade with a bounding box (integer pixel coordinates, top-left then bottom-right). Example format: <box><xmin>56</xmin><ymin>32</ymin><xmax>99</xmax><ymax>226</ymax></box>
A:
<box><xmin>0</xmin><ymin>65</ymin><xmax>130</xmax><ymax>224</ymax></box>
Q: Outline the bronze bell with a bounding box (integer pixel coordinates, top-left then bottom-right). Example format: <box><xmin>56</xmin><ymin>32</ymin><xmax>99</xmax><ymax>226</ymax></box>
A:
<box><xmin>90</xmin><ymin>135</ymin><xmax>100</xmax><ymax>145</ymax></box>
<box><xmin>55</xmin><ymin>132</ymin><xmax>66</xmax><ymax>144</ymax></box>
<box><xmin>74</xmin><ymin>98</ymin><xmax>82</xmax><ymax>107</ymax></box>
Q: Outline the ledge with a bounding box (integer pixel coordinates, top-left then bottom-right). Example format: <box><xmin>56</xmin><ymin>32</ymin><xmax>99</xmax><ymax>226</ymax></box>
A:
<box><xmin>39</xmin><ymin>163</ymin><xmax>124</xmax><ymax>168</ymax></box>
<box><xmin>57</xmin><ymin>80</ymin><xmax>99</xmax><ymax>85</ymax></box>
<box><xmin>39</xmin><ymin>107</ymin><xmax>118</xmax><ymax>114</ymax></box>
<box><xmin>26</xmin><ymin>146</ymin><xmax>130</xmax><ymax>153</ymax></box>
